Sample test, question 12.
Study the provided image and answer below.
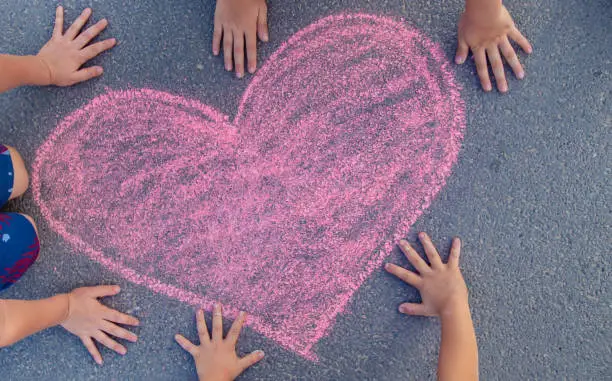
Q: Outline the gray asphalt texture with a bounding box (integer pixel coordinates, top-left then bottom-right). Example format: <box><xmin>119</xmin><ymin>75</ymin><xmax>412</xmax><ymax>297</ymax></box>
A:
<box><xmin>0</xmin><ymin>0</ymin><xmax>610</xmax><ymax>380</ymax></box>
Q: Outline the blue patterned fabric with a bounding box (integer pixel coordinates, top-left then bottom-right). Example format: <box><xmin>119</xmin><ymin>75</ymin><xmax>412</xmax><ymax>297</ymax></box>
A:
<box><xmin>0</xmin><ymin>145</ymin><xmax>40</xmax><ymax>291</ymax></box>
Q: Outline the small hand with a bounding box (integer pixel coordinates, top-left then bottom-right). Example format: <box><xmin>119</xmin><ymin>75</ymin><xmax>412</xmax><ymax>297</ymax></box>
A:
<box><xmin>175</xmin><ymin>303</ymin><xmax>264</xmax><ymax>381</ymax></box>
<box><xmin>60</xmin><ymin>285</ymin><xmax>139</xmax><ymax>365</ymax></box>
<box><xmin>212</xmin><ymin>0</ymin><xmax>269</xmax><ymax>78</ymax></box>
<box><xmin>455</xmin><ymin>5</ymin><xmax>532</xmax><ymax>93</ymax></box>
<box><xmin>36</xmin><ymin>6</ymin><xmax>116</xmax><ymax>86</ymax></box>
<box><xmin>385</xmin><ymin>232</ymin><xmax>469</xmax><ymax>317</ymax></box>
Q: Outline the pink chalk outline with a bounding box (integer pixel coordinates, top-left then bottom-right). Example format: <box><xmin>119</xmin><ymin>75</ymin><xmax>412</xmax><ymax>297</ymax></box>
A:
<box><xmin>32</xmin><ymin>14</ymin><xmax>465</xmax><ymax>360</ymax></box>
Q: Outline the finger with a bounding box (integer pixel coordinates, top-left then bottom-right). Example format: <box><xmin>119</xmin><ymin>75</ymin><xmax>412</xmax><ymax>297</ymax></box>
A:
<box><xmin>73</xmin><ymin>18</ymin><xmax>109</xmax><ymax>49</ymax></box>
<box><xmin>226</xmin><ymin>311</ymin><xmax>247</xmax><ymax>346</ymax></box>
<box><xmin>174</xmin><ymin>334</ymin><xmax>198</xmax><ymax>356</ymax></box>
<box><xmin>509</xmin><ymin>27</ymin><xmax>533</xmax><ymax>54</ymax></box>
<box><xmin>86</xmin><ymin>285</ymin><xmax>120</xmax><ymax>298</ymax></box>
<box><xmin>448</xmin><ymin>237</ymin><xmax>461</xmax><ymax>268</ymax></box>
<box><xmin>223</xmin><ymin>28</ymin><xmax>233</xmax><ymax>71</ymax></box>
<box><xmin>399</xmin><ymin>303</ymin><xmax>435</xmax><ymax>317</ymax></box>
<box><xmin>246</xmin><ymin>30</ymin><xmax>257</xmax><ymax>74</ymax></box>
<box><xmin>212</xmin><ymin>302</ymin><xmax>223</xmax><ymax>342</ymax></box>
<box><xmin>384</xmin><ymin>263</ymin><xmax>423</xmax><ymax>288</ymax></box>
<box><xmin>233</xmin><ymin>32</ymin><xmax>245</xmax><ymax>78</ymax></box>
<box><xmin>101</xmin><ymin>320</ymin><xmax>138</xmax><ymax>343</ymax></box>
<box><xmin>455</xmin><ymin>38</ymin><xmax>469</xmax><ymax>64</ymax></box>
<box><xmin>196</xmin><ymin>309</ymin><xmax>210</xmax><ymax>344</ymax></box>
<box><xmin>486</xmin><ymin>45</ymin><xmax>508</xmax><ymax>93</ymax></box>
<box><xmin>418</xmin><ymin>232</ymin><xmax>444</xmax><ymax>269</ymax></box>
<box><xmin>398</xmin><ymin>240</ymin><xmax>431</xmax><ymax>274</ymax></box>
<box><xmin>102</xmin><ymin>306</ymin><xmax>140</xmax><ymax>326</ymax></box>
<box><xmin>65</xmin><ymin>8</ymin><xmax>92</xmax><ymax>40</ymax></box>
<box><xmin>70</xmin><ymin>66</ymin><xmax>104</xmax><ymax>85</ymax></box>
<box><xmin>94</xmin><ymin>331</ymin><xmax>127</xmax><ymax>355</ymax></box>
<box><xmin>80</xmin><ymin>336</ymin><xmax>103</xmax><ymax>365</ymax></box>
<box><xmin>212</xmin><ymin>22</ymin><xmax>222</xmax><ymax>56</ymax></box>
<box><xmin>257</xmin><ymin>4</ymin><xmax>269</xmax><ymax>42</ymax></box>
<box><xmin>53</xmin><ymin>6</ymin><xmax>64</xmax><ymax>38</ymax></box>
<box><xmin>239</xmin><ymin>350</ymin><xmax>265</xmax><ymax>372</ymax></box>
<box><xmin>474</xmin><ymin>48</ymin><xmax>492</xmax><ymax>92</ymax></box>
<box><xmin>499</xmin><ymin>36</ymin><xmax>524</xmax><ymax>79</ymax></box>
<box><xmin>81</xmin><ymin>38</ymin><xmax>116</xmax><ymax>61</ymax></box>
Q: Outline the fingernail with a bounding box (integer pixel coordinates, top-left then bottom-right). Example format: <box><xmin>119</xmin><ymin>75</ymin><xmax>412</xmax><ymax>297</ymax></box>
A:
<box><xmin>255</xmin><ymin>350</ymin><xmax>265</xmax><ymax>358</ymax></box>
<box><xmin>263</xmin><ymin>33</ymin><xmax>269</xmax><ymax>41</ymax></box>
<box><xmin>237</xmin><ymin>71</ymin><xmax>244</xmax><ymax>78</ymax></box>
<box><xmin>213</xmin><ymin>49</ymin><xmax>219</xmax><ymax>55</ymax></box>
<box><xmin>97</xmin><ymin>67</ymin><xmax>104</xmax><ymax>75</ymax></box>
<box><xmin>214</xmin><ymin>302</ymin><xmax>221</xmax><ymax>310</ymax></box>
<box><xmin>517</xmin><ymin>71</ymin><xmax>525</xmax><ymax>79</ymax></box>
<box><xmin>384</xmin><ymin>263</ymin><xmax>391</xmax><ymax>270</ymax></box>
<box><xmin>225</xmin><ymin>64</ymin><xmax>231</xmax><ymax>71</ymax></box>
<box><xmin>248</xmin><ymin>66</ymin><xmax>256</xmax><ymax>74</ymax></box>
<box><xmin>114</xmin><ymin>286</ymin><xmax>120</xmax><ymax>292</ymax></box>
<box><xmin>131</xmin><ymin>335</ymin><xmax>138</xmax><ymax>342</ymax></box>
<box><xmin>97</xmin><ymin>358</ymin><xmax>103</xmax><ymax>365</ymax></box>
<box><xmin>399</xmin><ymin>305</ymin><xmax>408</xmax><ymax>313</ymax></box>
<box><xmin>455</xmin><ymin>56</ymin><xmax>464</xmax><ymax>64</ymax></box>
<box><xmin>484</xmin><ymin>84</ymin><xmax>492</xmax><ymax>92</ymax></box>
<box><xmin>119</xmin><ymin>347</ymin><xmax>127</xmax><ymax>355</ymax></box>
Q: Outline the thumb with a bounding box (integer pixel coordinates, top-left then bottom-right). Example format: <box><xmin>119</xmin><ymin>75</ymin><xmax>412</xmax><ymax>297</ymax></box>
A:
<box><xmin>68</xmin><ymin>66</ymin><xmax>103</xmax><ymax>86</ymax></box>
<box><xmin>85</xmin><ymin>285</ymin><xmax>121</xmax><ymax>298</ymax></box>
<box><xmin>399</xmin><ymin>303</ymin><xmax>435</xmax><ymax>317</ymax></box>
<box><xmin>238</xmin><ymin>350</ymin><xmax>265</xmax><ymax>372</ymax></box>
<box><xmin>455</xmin><ymin>39</ymin><xmax>469</xmax><ymax>64</ymax></box>
<box><xmin>257</xmin><ymin>5</ymin><xmax>269</xmax><ymax>42</ymax></box>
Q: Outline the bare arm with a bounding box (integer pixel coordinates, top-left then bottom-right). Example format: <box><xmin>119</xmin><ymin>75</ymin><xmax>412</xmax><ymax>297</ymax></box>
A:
<box><xmin>464</xmin><ymin>0</ymin><xmax>502</xmax><ymax>18</ymax></box>
<box><xmin>385</xmin><ymin>233</ymin><xmax>478</xmax><ymax>381</ymax></box>
<box><xmin>0</xmin><ymin>55</ymin><xmax>50</xmax><ymax>92</ymax></box>
<box><xmin>438</xmin><ymin>301</ymin><xmax>478</xmax><ymax>381</ymax></box>
<box><xmin>0</xmin><ymin>6</ymin><xmax>115</xmax><ymax>94</ymax></box>
<box><xmin>0</xmin><ymin>286</ymin><xmax>139</xmax><ymax>365</ymax></box>
<box><xmin>0</xmin><ymin>295</ymin><xmax>69</xmax><ymax>347</ymax></box>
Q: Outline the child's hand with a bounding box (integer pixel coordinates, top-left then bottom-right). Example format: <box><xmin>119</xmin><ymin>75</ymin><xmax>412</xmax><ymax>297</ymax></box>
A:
<box><xmin>455</xmin><ymin>5</ymin><xmax>532</xmax><ymax>93</ymax></box>
<box><xmin>212</xmin><ymin>0</ymin><xmax>269</xmax><ymax>78</ymax></box>
<box><xmin>36</xmin><ymin>6</ymin><xmax>116</xmax><ymax>86</ymax></box>
<box><xmin>385</xmin><ymin>233</ymin><xmax>469</xmax><ymax>318</ymax></box>
<box><xmin>175</xmin><ymin>303</ymin><xmax>264</xmax><ymax>381</ymax></box>
<box><xmin>60</xmin><ymin>285</ymin><xmax>139</xmax><ymax>365</ymax></box>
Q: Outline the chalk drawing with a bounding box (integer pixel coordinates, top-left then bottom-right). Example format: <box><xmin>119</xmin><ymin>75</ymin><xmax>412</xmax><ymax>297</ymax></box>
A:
<box><xmin>32</xmin><ymin>14</ymin><xmax>464</xmax><ymax>359</ymax></box>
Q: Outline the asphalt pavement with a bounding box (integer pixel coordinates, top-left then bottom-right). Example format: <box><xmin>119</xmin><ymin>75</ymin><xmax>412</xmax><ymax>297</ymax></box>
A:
<box><xmin>0</xmin><ymin>0</ymin><xmax>610</xmax><ymax>379</ymax></box>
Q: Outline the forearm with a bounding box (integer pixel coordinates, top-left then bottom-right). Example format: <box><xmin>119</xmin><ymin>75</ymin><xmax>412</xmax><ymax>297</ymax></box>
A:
<box><xmin>0</xmin><ymin>294</ymin><xmax>69</xmax><ymax>347</ymax></box>
<box><xmin>0</xmin><ymin>54</ymin><xmax>50</xmax><ymax>93</ymax></box>
<box><xmin>438</xmin><ymin>304</ymin><xmax>479</xmax><ymax>381</ymax></box>
<box><xmin>464</xmin><ymin>0</ymin><xmax>502</xmax><ymax>18</ymax></box>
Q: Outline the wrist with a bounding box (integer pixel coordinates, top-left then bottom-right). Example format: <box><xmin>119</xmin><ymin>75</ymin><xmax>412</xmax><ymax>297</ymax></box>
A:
<box><xmin>198</xmin><ymin>369</ymin><xmax>232</xmax><ymax>381</ymax></box>
<box><xmin>439</xmin><ymin>298</ymin><xmax>471</xmax><ymax>321</ymax></box>
<box><xmin>30</xmin><ymin>55</ymin><xmax>53</xmax><ymax>86</ymax></box>
<box><xmin>464</xmin><ymin>0</ymin><xmax>502</xmax><ymax>21</ymax></box>
<box><xmin>56</xmin><ymin>293</ymin><xmax>72</xmax><ymax>326</ymax></box>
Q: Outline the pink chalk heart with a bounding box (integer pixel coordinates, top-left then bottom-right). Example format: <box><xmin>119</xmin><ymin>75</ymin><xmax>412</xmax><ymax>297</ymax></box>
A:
<box><xmin>32</xmin><ymin>14</ymin><xmax>464</xmax><ymax>359</ymax></box>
